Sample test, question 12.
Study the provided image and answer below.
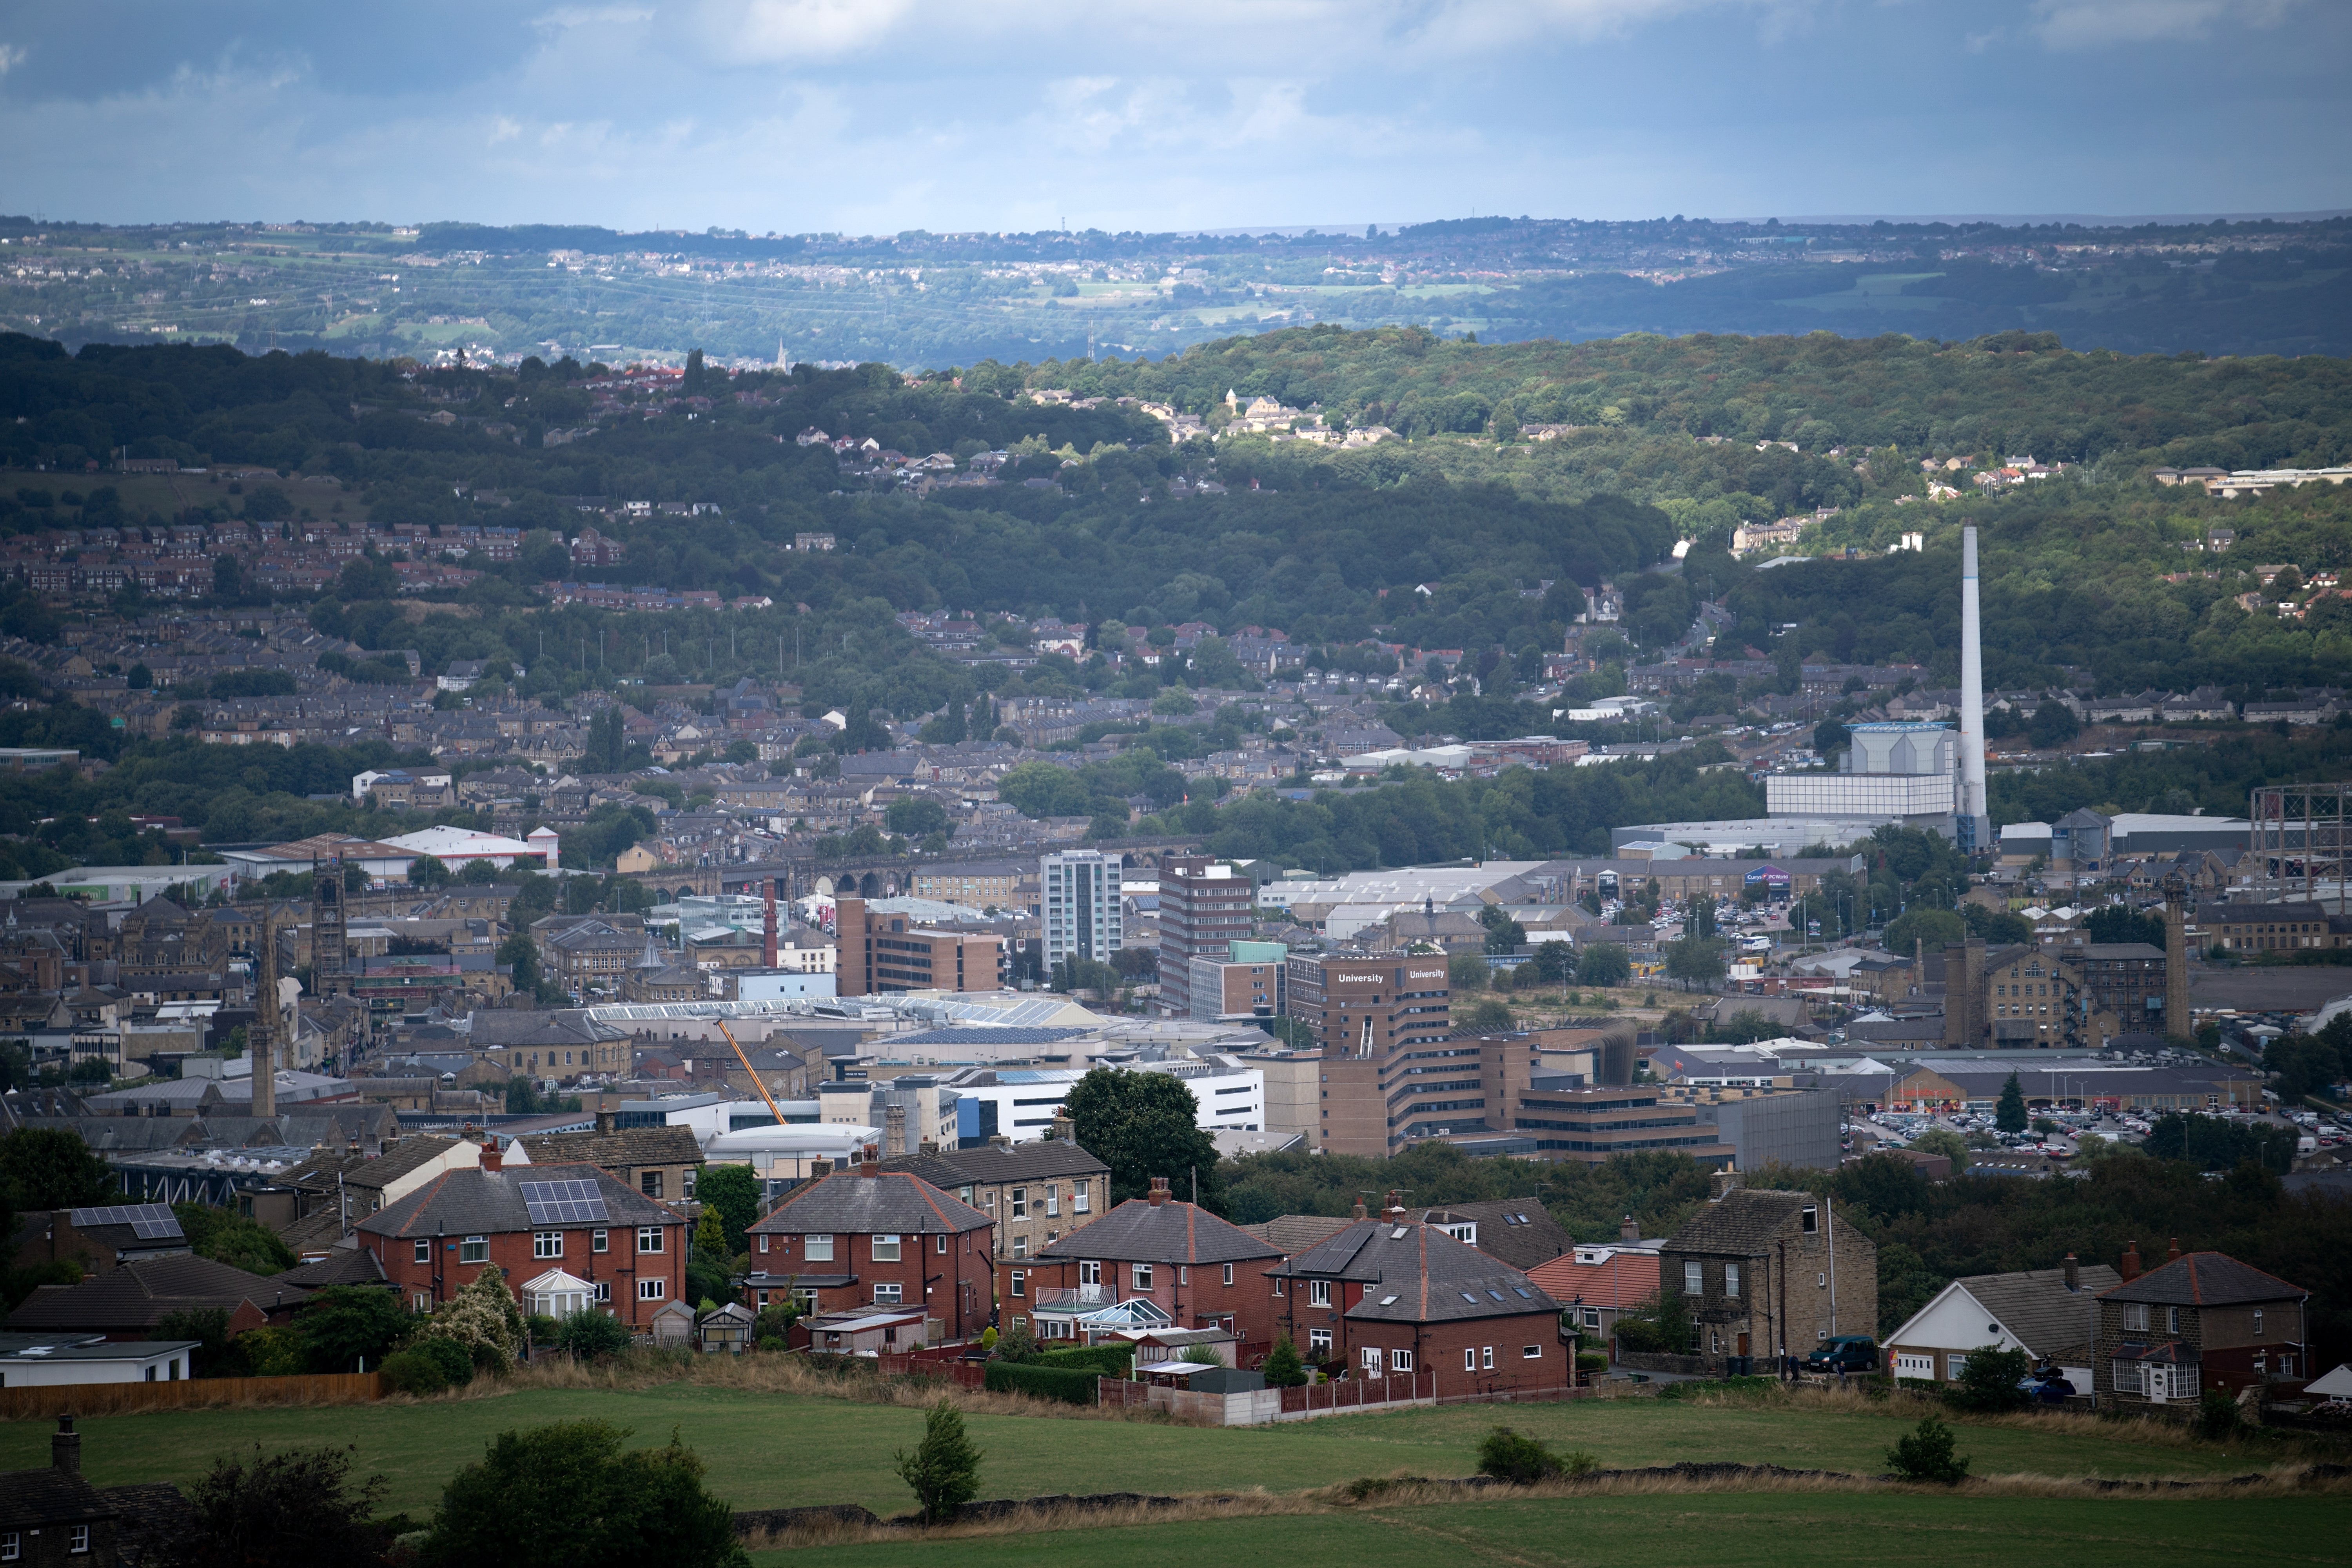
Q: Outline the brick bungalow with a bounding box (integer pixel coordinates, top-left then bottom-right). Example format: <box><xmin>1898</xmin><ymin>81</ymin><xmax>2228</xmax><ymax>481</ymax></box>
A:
<box><xmin>1267</xmin><ymin>1193</ymin><xmax>1570</xmax><ymax>1397</ymax></box>
<box><xmin>739</xmin><ymin>1157</ymin><xmax>995</xmax><ymax>1339</ymax></box>
<box><xmin>356</xmin><ymin>1151</ymin><xmax>687</xmax><ymax>1328</ymax></box>
<box><xmin>1007</xmin><ymin>1177</ymin><xmax>1282</xmax><ymax>1355</ymax></box>
<box><xmin>4</xmin><ymin>1254</ymin><xmax>311</xmax><ymax>1341</ymax></box>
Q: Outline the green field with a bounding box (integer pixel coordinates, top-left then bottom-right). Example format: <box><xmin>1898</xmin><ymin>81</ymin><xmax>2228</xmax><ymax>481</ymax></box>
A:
<box><xmin>0</xmin><ymin>1385</ymin><xmax>2296</xmax><ymax>1520</ymax></box>
<box><xmin>751</xmin><ymin>1493</ymin><xmax>2344</xmax><ymax>1568</ymax></box>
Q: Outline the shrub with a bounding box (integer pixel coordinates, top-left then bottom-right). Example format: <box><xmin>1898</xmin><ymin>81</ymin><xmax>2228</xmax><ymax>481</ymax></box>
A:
<box><xmin>1944</xmin><ymin>1345</ymin><xmax>2032</xmax><ymax>1413</ymax></box>
<box><xmin>526</xmin><ymin>1313</ymin><xmax>560</xmax><ymax>1346</ymax></box>
<box><xmin>982</xmin><ymin>1361</ymin><xmax>1099</xmax><ymax>1405</ymax></box>
<box><xmin>298</xmin><ymin>1285</ymin><xmax>414</xmax><ymax>1373</ymax></box>
<box><xmin>993</xmin><ymin>1323</ymin><xmax>1042</xmax><ymax>1363</ymax></box>
<box><xmin>186</xmin><ymin>1443</ymin><xmax>390</xmax><ymax>1568</ymax></box>
<box><xmin>978</xmin><ymin>1326</ymin><xmax>998</xmax><ymax>1354</ymax></box>
<box><xmin>412</xmin><ymin>1336</ymin><xmax>475</xmax><ymax>1388</ymax></box>
<box><xmin>554</xmin><ymin>1309</ymin><xmax>632</xmax><ymax>1363</ymax></box>
<box><xmin>1610</xmin><ymin>1288</ymin><xmax>1692</xmax><ymax>1355</ymax></box>
<box><xmin>1475</xmin><ymin>1426</ymin><xmax>1594</xmax><ymax>1484</ymax></box>
<box><xmin>421</xmin><ymin>1420</ymin><xmax>744</xmax><ymax>1568</ymax></box>
<box><xmin>1035</xmin><ymin>1343</ymin><xmax>1132</xmax><ymax>1376</ymax></box>
<box><xmin>2197</xmin><ymin>1388</ymin><xmax>2244</xmax><ymax>1439</ymax></box>
<box><xmin>422</xmin><ymin>1265</ymin><xmax>524</xmax><ymax>1371</ymax></box>
<box><xmin>1263</xmin><ymin>1335</ymin><xmax>1307</xmax><ymax>1387</ymax></box>
<box><xmin>379</xmin><ymin>1348</ymin><xmax>454</xmax><ymax>1396</ymax></box>
<box><xmin>894</xmin><ymin>1399</ymin><xmax>984</xmax><ymax>1524</ymax></box>
<box><xmin>1886</xmin><ymin>1416</ymin><xmax>1969</xmax><ymax>1484</ymax></box>
<box><xmin>236</xmin><ymin>1327</ymin><xmax>310</xmax><ymax>1377</ymax></box>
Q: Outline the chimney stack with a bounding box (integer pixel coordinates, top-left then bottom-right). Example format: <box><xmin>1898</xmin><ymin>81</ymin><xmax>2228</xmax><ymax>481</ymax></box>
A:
<box><xmin>1957</xmin><ymin>523</ymin><xmax>1990</xmax><ymax>854</ymax></box>
<box><xmin>859</xmin><ymin>1142</ymin><xmax>880</xmax><ymax>1175</ymax></box>
<box><xmin>1621</xmin><ymin>1213</ymin><xmax>1641</xmax><ymax>1244</ymax></box>
<box><xmin>1148</xmin><ymin>1176</ymin><xmax>1170</xmax><ymax>1207</ymax></box>
<box><xmin>2063</xmin><ymin>1251</ymin><xmax>2080</xmax><ymax>1293</ymax></box>
<box><xmin>2167</xmin><ymin>1237</ymin><xmax>2181</xmax><ymax>1264</ymax></box>
<box><xmin>1048</xmin><ymin>1112</ymin><xmax>1075</xmax><ymax>1143</ymax></box>
<box><xmin>53</xmin><ymin>1416</ymin><xmax>80</xmax><ymax>1475</ymax></box>
<box><xmin>1383</xmin><ymin>1190</ymin><xmax>1406</xmax><ymax>1224</ymax></box>
<box><xmin>595</xmin><ymin>1109</ymin><xmax>615</xmax><ymax>1136</ymax></box>
<box><xmin>2121</xmin><ymin>1240</ymin><xmax>2141</xmax><ymax>1282</ymax></box>
<box><xmin>763</xmin><ymin>878</ymin><xmax>779</xmax><ymax>969</ymax></box>
<box><xmin>1352</xmin><ymin>1196</ymin><xmax>1367</xmax><ymax>1220</ymax></box>
<box><xmin>480</xmin><ymin>1142</ymin><xmax>503</xmax><ymax>1173</ymax></box>
<box><xmin>809</xmin><ymin>1158</ymin><xmax>832</xmax><ymax>1178</ymax></box>
<box><xmin>1710</xmin><ymin>1166</ymin><xmax>1742</xmax><ymax>1201</ymax></box>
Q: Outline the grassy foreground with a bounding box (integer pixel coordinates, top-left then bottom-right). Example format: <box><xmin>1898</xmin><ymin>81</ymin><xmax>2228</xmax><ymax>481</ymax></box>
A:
<box><xmin>0</xmin><ymin>1376</ymin><xmax>2304</xmax><ymax>1518</ymax></box>
<box><xmin>749</xmin><ymin>1492</ymin><xmax>2344</xmax><ymax>1568</ymax></box>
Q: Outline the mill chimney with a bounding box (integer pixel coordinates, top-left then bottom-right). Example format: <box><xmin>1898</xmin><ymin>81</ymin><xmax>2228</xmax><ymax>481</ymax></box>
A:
<box><xmin>763</xmin><ymin>878</ymin><xmax>779</xmax><ymax>969</ymax></box>
<box><xmin>1957</xmin><ymin>523</ymin><xmax>1990</xmax><ymax>853</ymax></box>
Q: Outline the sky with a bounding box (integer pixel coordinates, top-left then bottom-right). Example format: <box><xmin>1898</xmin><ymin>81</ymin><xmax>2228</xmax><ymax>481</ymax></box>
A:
<box><xmin>2</xmin><ymin>0</ymin><xmax>2347</xmax><ymax>233</ymax></box>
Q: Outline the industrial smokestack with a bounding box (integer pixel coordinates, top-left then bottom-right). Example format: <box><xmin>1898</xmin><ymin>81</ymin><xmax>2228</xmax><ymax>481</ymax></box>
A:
<box><xmin>1958</xmin><ymin>524</ymin><xmax>1991</xmax><ymax>853</ymax></box>
<box><xmin>763</xmin><ymin>878</ymin><xmax>779</xmax><ymax>969</ymax></box>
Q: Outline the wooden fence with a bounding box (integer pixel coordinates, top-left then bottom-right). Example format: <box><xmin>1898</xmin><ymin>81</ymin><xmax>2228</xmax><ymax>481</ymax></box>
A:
<box><xmin>0</xmin><ymin>1372</ymin><xmax>385</xmax><ymax>1421</ymax></box>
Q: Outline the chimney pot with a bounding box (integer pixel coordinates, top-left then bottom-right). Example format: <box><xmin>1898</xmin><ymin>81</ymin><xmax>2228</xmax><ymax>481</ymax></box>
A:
<box><xmin>2121</xmin><ymin>1240</ymin><xmax>2141</xmax><ymax>1282</ymax></box>
<box><xmin>1620</xmin><ymin>1213</ymin><xmax>1641</xmax><ymax>1243</ymax></box>
<box><xmin>1148</xmin><ymin>1176</ymin><xmax>1170</xmax><ymax>1207</ymax></box>
<box><xmin>860</xmin><ymin>1142</ymin><xmax>880</xmax><ymax>1175</ymax></box>
<box><xmin>480</xmin><ymin>1143</ymin><xmax>502</xmax><ymax>1173</ymax></box>
<box><xmin>2166</xmin><ymin>1237</ymin><xmax>2181</xmax><ymax>1263</ymax></box>
<box><xmin>53</xmin><ymin>1416</ymin><xmax>80</xmax><ymax>1475</ymax></box>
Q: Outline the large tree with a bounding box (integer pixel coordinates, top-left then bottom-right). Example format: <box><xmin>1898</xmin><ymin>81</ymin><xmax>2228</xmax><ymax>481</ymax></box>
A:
<box><xmin>1061</xmin><ymin>1067</ymin><xmax>1225</xmax><ymax>1214</ymax></box>
<box><xmin>421</xmin><ymin>1421</ymin><xmax>745</xmax><ymax>1568</ymax></box>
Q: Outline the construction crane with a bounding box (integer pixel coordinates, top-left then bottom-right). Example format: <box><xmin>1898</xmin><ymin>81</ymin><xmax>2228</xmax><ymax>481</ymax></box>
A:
<box><xmin>714</xmin><ymin>1018</ymin><xmax>788</xmax><ymax>1128</ymax></box>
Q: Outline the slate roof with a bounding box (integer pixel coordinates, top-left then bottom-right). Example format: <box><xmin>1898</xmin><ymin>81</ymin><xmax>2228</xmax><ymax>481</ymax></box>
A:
<box><xmin>879</xmin><ymin>1142</ymin><xmax>1109</xmax><ymax>1188</ymax></box>
<box><xmin>348</xmin><ymin>1134</ymin><xmax>470</xmax><ymax>1190</ymax></box>
<box><xmin>103</xmin><ymin>1480</ymin><xmax>198</xmax><ymax>1567</ymax></box>
<box><xmin>0</xmin><ymin>1466</ymin><xmax>114</xmax><ymax>1530</ymax></box>
<box><xmin>274</xmin><ymin>1247</ymin><xmax>390</xmax><ymax>1289</ymax></box>
<box><xmin>1661</xmin><ymin>1189</ymin><xmax>1815</xmax><ymax>1256</ymax></box>
<box><xmin>4</xmin><ymin>1254</ymin><xmax>312</xmax><ymax>1331</ymax></box>
<box><xmin>1270</xmin><ymin>1218</ymin><xmax>1561</xmax><ymax>1324</ymax></box>
<box><xmin>517</xmin><ymin>1126</ymin><xmax>703</xmax><ymax>1171</ymax></box>
<box><xmin>1424</xmin><ymin>1199</ymin><xmax>1573</xmax><ymax>1271</ymax></box>
<box><xmin>2100</xmin><ymin>1251</ymin><xmax>2308</xmax><ymax>1307</ymax></box>
<box><xmin>747</xmin><ymin>1171</ymin><xmax>993</xmax><ymax>1237</ymax></box>
<box><xmin>1940</xmin><ymin>1264</ymin><xmax>2122</xmax><ymax>1356</ymax></box>
<box><xmin>1031</xmin><ymin>1197</ymin><xmax>1279</xmax><ymax>1267</ymax></box>
<box><xmin>1241</xmin><ymin>1214</ymin><xmax>1356</xmax><ymax>1254</ymax></box>
<box><xmin>356</xmin><ymin>1163</ymin><xmax>678</xmax><ymax>1240</ymax></box>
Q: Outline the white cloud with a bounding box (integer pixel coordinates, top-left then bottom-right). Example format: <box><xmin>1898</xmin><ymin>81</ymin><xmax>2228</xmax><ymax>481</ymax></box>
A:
<box><xmin>0</xmin><ymin>42</ymin><xmax>25</xmax><ymax>76</ymax></box>
<box><xmin>2029</xmin><ymin>0</ymin><xmax>2300</xmax><ymax>49</ymax></box>
<box><xmin>704</xmin><ymin>0</ymin><xmax>920</xmax><ymax>62</ymax></box>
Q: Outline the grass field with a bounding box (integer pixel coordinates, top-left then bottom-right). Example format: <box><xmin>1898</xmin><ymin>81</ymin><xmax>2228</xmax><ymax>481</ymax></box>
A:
<box><xmin>748</xmin><ymin>1493</ymin><xmax>2346</xmax><ymax>1568</ymax></box>
<box><xmin>0</xmin><ymin>1379</ymin><xmax>2307</xmax><ymax>1520</ymax></box>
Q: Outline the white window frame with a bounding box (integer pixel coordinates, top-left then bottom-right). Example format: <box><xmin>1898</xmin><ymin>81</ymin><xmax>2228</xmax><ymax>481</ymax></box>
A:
<box><xmin>874</xmin><ymin>1282</ymin><xmax>904</xmax><ymax>1305</ymax></box>
<box><xmin>805</xmin><ymin>1234</ymin><xmax>834</xmax><ymax>1262</ymax></box>
<box><xmin>592</xmin><ymin>1229</ymin><xmax>609</xmax><ymax>1254</ymax></box>
<box><xmin>2254</xmin><ymin>1309</ymin><xmax>2265</xmax><ymax>1338</ymax></box>
<box><xmin>1009</xmin><ymin>1269</ymin><xmax>1025</xmax><ymax>1298</ymax></box>
<box><xmin>1132</xmin><ymin>1263</ymin><xmax>1154</xmax><ymax>1291</ymax></box>
<box><xmin>1724</xmin><ymin>1263</ymin><xmax>1740</xmax><ymax>1298</ymax></box>
<box><xmin>637</xmin><ymin>1277</ymin><xmax>665</xmax><ymax>1301</ymax></box>
<box><xmin>1390</xmin><ymin>1348</ymin><xmax>1413</xmax><ymax>1373</ymax></box>
<box><xmin>2</xmin><ymin>1530</ymin><xmax>18</xmax><ymax>1562</ymax></box>
<box><xmin>1013</xmin><ymin>1233</ymin><xmax>1028</xmax><ymax>1259</ymax></box>
<box><xmin>758</xmin><ymin>1234</ymin><xmax>770</xmax><ymax>1254</ymax></box>
<box><xmin>1010</xmin><ymin>1187</ymin><xmax>1029</xmax><ymax>1220</ymax></box>
<box><xmin>1223</xmin><ymin>1263</ymin><xmax>1234</xmax><ymax>1286</ymax></box>
<box><xmin>534</xmin><ymin>1231</ymin><xmax>563</xmax><ymax>1259</ymax></box>
<box><xmin>1073</xmin><ymin>1183</ymin><xmax>1090</xmax><ymax>1214</ymax></box>
<box><xmin>872</xmin><ymin>1233</ymin><xmax>902</xmax><ymax>1263</ymax></box>
<box><xmin>1483</xmin><ymin>1346</ymin><xmax>1495</xmax><ymax>1370</ymax></box>
<box><xmin>1362</xmin><ymin>1345</ymin><xmax>1385</xmax><ymax>1377</ymax></box>
<box><xmin>414</xmin><ymin>1239</ymin><xmax>430</xmax><ymax>1265</ymax></box>
<box><xmin>2123</xmin><ymin>1303</ymin><xmax>2149</xmax><ymax>1331</ymax></box>
<box><xmin>936</xmin><ymin>1233</ymin><xmax>949</xmax><ymax>1254</ymax></box>
<box><xmin>637</xmin><ymin>1226</ymin><xmax>665</xmax><ymax>1254</ymax></box>
<box><xmin>1309</xmin><ymin>1279</ymin><xmax>1332</xmax><ymax>1307</ymax></box>
<box><xmin>459</xmin><ymin>1235</ymin><xmax>488</xmax><ymax>1265</ymax></box>
<box><xmin>1522</xmin><ymin>1345</ymin><xmax>1542</xmax><ymax>1359</ymax></box>
<box><xmin>1308</xmin><ymin>1328</ymin><xmax>1332</xmax><ymax>1354</ymax></box>
<box><xmin>1465</xmin><ymin>1347</ymin><xmax>1477</xmax><ymax>1371</ymax></box>
<box><xmin>594</xmin><ymin>1280</ymin><xmax>612</xmax><ymax>1302</ymax></box>
<box><xmin>1079</xmin><ymin>1260</ymin><xmax>1102</xmax><ymax>1286</ymax></box>
<box><xmin>1683</xmin><ymin>1261</ymin><xmax>1702</xmax><ymax>1295</ymax></box>
<box><xmin>70</xmin><ymin>1526</ymin><xmax>89</xmax><ymax>1556</ymax></box>
<box><xmin>1045</xmin><ymin>1185</ymin><xmax>1060</xmax><ymax>1218</ymax></box>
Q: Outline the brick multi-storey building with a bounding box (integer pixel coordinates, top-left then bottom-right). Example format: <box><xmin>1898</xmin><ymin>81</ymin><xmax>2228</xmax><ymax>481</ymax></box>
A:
<box><xmin>738</xmin><ymin>1158</ymin><xmax>996</xmax><ymax>1337</ymax></box>
<box><xmin>2093</xmin><ymin>1242</ymin><xmax>2309</xmax><ymax>1408</ymax></box>
<box><xmin>1656</xmin><ymin>1174</ymin><xmax>1877</xmax><ymax>1373</ymax></box>
<box><xmin>1157</xmin><ymin>857</ymin><xmax>1255</xmax><ymax>1018</ymax></box>
<box><xmin>355</xmin><ymin>1155</ymin><xmax>687</xmax><ymax>1327</ymax></box>
<box><xmin>833</xmin><ymin>895</ymin><xmax>1005</xmax><ymax>996</ymax></box>
<box><xmin>1267</xmin><ymin>1194</ymin><xmax>1570</xmax><ymax>1396</ymax></box>
<box><xmin>1007</xmin><ymin>1177</ymin><xmax>1282</xmax><ymax>1352</ymax></box>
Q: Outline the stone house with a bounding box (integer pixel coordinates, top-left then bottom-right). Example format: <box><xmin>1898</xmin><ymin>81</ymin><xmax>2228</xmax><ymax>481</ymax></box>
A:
<box><xmin>1655</xmin><ymin>1173</ymin><xmax>1877</xmax><ymax>1373</ymax></box>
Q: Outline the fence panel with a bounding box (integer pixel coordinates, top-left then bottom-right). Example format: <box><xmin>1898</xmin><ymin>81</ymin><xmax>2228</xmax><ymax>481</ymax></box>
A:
<box><xmin>0</xmin><ymin>1372</ymin><xmax>385</xmax><ymax>1421</ymax></box>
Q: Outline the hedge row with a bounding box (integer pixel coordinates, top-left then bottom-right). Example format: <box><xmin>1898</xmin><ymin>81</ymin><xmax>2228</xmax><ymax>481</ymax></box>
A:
<box><xmin>1037</xmin><ymin>1345</ymin><xmax>1134</xmax><ymax>1376</ymax></box>
<box><xmin>984</xmin><ymin>1361</ymin><xmax>1102</xmax><ymax>1405</ymax></box>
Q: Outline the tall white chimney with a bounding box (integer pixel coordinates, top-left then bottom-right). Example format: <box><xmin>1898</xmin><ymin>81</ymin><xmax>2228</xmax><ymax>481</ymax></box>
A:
<box><xmin>1958</xmin><ymin>525</ymin><xmax>1990</xmax><ymax>853</ymax></box>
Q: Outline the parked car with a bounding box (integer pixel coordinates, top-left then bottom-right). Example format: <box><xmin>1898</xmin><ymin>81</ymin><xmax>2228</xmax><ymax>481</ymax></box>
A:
<box><xmin>1805</xmin><ymin>1336</ymin><xmax>1878</xmax><ymax>1374</ymax></box>
<box><xmin>2023</xmin><ymin>1374</ymin><xmax>2077</xmax><ymax>1403</ymax></box>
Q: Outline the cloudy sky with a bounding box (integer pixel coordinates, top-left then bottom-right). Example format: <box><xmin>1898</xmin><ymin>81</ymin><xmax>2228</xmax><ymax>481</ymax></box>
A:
<box><xmin>2</xmin><ymin>0</ymin><xmax>2344</xmax><ymax>232</ymax></box>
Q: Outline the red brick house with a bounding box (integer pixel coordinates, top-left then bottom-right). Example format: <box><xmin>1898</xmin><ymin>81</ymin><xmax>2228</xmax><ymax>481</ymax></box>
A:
<box><xmin>4</xmin><ymin>1254</ymin><xmax>311</xmax><ymax>1341</ymax></box>
<box><xmin>739</xmin><ymin>1161</ymin><xmax>995</xmax><ymax>1339</ymax></box>
<box><xmin>2093</xmin><ymin>1242</ymin><xmax>2310</xmax><ymax>1407</ymax></box>
<box><xmin>1268</xmin><ymin>1193</ymin><xmax>1570</xmax><ymax>1398</ymax></box>
<box><xmin>1005</xmin><ymin>1177</ymin><xmax>1283</xmax><ymax>1356</ymax></box>
<box><xmin>355</xmin><ymin>1153</ymin><xmax>687</xmax><ymax>1328</ymax></box>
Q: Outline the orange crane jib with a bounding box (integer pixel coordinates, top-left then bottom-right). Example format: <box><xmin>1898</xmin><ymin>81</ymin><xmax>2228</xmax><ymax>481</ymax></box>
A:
<box><xmin>715</xmin><ymin>1019</ymin><xmax>788</xmax><ymax>1127</ymax></box>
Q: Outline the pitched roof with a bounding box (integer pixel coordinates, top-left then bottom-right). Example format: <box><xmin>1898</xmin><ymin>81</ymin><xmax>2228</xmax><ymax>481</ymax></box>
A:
<box><xmin>3</xmin><ymin>1254</ymin><xmax>311</xmax><ymax>1332</ymax></box>
<box><xmin>878</xmin><ymin>1142</ymin><xmax>1109</xmax><ymax>1187</ymax></box>
<box><xmin>517</xmin><ymin>1127</ymin><xmax>702</xmax><ymax>1171</ymax></box>
<box><xmin>356</xmin><ymin>1163</ymin><xmax>677</xmax><ymax>1239</ymax></box>
<box><xmin>348</xmin><ymin>1134</ymin><xmax>470</xmax><ymax>1191</ymax></box>
<box><xmin>2100</xmin><ymin>1251</ymin><xmax>2307</xmax><ymax>1307</ymax></box>
<box><xmin>1032</xmin><ymin>1198</ymin><xmax>1279</xmax><ymax>1267</ymax></box>
<box><xmin>1526</xmin><ymin>1247</ymin><xmax>1661</xmax><ymax>1310</ymax></box>
<box><xmin>0</xmin><ymin>1467</ymin><xmax>113</xmax><ymax>1530</ymax></box>
<box><xmin>1240</xmin><ymin>1214</ymin><xmax>1356</xmax><ymax>1254</ymax></box>
<box><xmin>1940</xmin><ymin>1264</ymin><xmax>2122</xmax><ymax>1356</ymax></box>
<box><xmin>274</xmin><ymin>1247</ymin><xmax>390</xmax><ymax>1289</ymax></box>
<box><xmin>1661</xmin><ymin>1188</ymin><xmax>1815</xmax><ymax>1256</ymax></box>
<box><xmin>100</xmin><ymin>1479</ymin><xmax>198</xmax><ymax>1564</ymax></box>
<box><xmin>747</xmin><ymin>1171</ymin><xmax>992</xmax><ymax>1237</ymax></box>
<box><xmin>1272</xmin><ymin>1218</ymin><xmax>1561</xmax><ymax>1323</ymax></box>
<box><xmin>1423</xmin><ymin>1199</ymin><xmax>1573</xmax><ymax>1271</ymax></box>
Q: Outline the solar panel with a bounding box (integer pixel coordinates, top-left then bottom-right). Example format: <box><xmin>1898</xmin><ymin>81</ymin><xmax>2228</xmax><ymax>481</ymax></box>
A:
<box><xmin>70</xmin><ymin>1203</ymin><xmax>183</xmax><ymax>1241</ymax></box>
<box><xmin>518</xmin><ymin>1179</ymin><xmax>609</xmax><ymax>1225</ymax></box>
